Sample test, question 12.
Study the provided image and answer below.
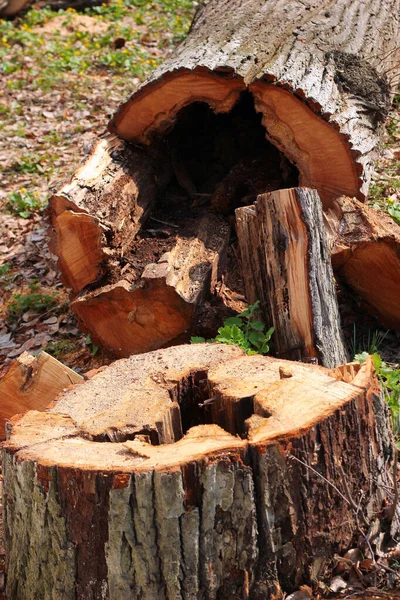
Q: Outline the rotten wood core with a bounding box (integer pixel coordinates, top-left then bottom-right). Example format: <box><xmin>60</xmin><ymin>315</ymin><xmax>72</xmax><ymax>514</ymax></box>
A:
<box><xmin>3</xmin><ymin>344</ymin><xmax>395</xmax><ymax>599</ymax></box>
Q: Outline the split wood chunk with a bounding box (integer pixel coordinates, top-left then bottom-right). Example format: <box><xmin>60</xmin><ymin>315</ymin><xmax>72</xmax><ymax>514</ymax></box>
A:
<box><xmin>109</xmin><ymin>0</ymin><xmax>400</xmax><ymax>206</ymax></box>
<box><xmin>3</xmin><ymin>344</ymin><xmax>394</xmax><ymax>599</ymax></box>
<box><xmin>236</xmin><ymin>187</ymin><xmax>348</xmax><ymax>367</ymax></box>
<box><xmin>325</xmin><ymin>196</ymin><xmax>400</xmax><ymax>329</ymax></box>
<box><xmin>71</xmin><ymin>212</ymin><xmax>230</xmax><ymax>356</ymax></box>
<box><xmin>48</xmin><ymin>135</ymin><xmax>159</xmax><ymax>293</ymax></box>
<box><xmin>0</xmin><ymin>351</ymin><xmax>83</xmax><ymax>441</ymax></box>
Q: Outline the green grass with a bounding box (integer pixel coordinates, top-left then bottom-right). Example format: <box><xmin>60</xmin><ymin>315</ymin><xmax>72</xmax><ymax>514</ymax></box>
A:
<box><xmin>0</xmin><ymin>1</ymin><xmax>195</xmax><ymax>84</ymax></box>
<box><xmin>6</xmin><ymin>282</ymin><xmax>60</xmax><ymax>322</ymax></box>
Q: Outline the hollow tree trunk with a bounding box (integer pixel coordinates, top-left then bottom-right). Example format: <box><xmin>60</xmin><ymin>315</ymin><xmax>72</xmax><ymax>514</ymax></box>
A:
<box><xmin>235</xmin><ymin>187</ymin><xmax>348</xmax><ymax>367</ymax></box>
<box><xmin>110</xmin><ymin>0</ymin><xmax>400</xmax><ymax>206</ymax></box>
<box><xmin>3</xmin><ymin>344</ymin><xmax>394</xmax><ymax>600</ymax></box>
<box><xmin>47</xmin><ymin>0</ymin><xmax>400</xmax><ymax>358</ymax></box>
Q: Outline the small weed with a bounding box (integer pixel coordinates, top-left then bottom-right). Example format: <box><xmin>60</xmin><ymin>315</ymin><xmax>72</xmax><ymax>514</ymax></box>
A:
<box><xmin>0</xmin><ymin>262</ymin><xmax>11</xmax><ymax>279</ymax></box>
<box><xmin>7</xmin><ymin>189</ymin><xmax>43</xmax><ymax>218</ymax></box>
<box><xmin>349</xmin><ymin>325</ymin><xmax>389</xmax><ymax>358</ymax></box>
<box><xmin>191</xmin><ymin>301</ymin><xmax>274</xmax><ymax>355</ymax></box>
<box><xmin>373</xmin><ymin>197</ymin><xmax>400</xmax><ymax>226</ymax></box>
<box><xmin>85</xmin><ymin>334</ymin><xmax>99</xmax><ymax>356</ymax></box>
<box><xmin>46</xmin><ymin>339</ymin><xmax>78</xmax><ymax>358</ymax></box>
<box><xmin>355</xmin><ymin>352</ymin><xmax>400</xmax><ymax>445</ymax></box>
<box><xmin>6</xmin><ymin>282</ymin><xmax>59</xmax><ymax>322</ymax></box>
<box><xmin>12</xmin><ymin>153</ymin><xmax>44</xmax><ymax>174</ymax></box>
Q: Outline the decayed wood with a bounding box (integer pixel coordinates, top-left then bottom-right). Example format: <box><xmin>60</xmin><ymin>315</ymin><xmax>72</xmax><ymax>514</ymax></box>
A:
<box><xmin>236</xmin><ymin>187</ymin><xmax>347</xmax><ymax>367</ymax></box>
<box><xmin>3</xmin><ymin>343</ymin><xmax>394</xmax><ymax>599</ymax></box>
<box><xmin>71</xmin><ymin>212</ymin><xmax>230</xmax><ymax>356</ymax></box>
<box><xmin>325</xmin><ymin>195</ymin><xmax>400</xmax><ymax>329</ymax></box>
<box><xmin>110</xmin><ymin>0</ymin><xmax>400</xmax><ymax>206</ymax></box>
<box><xmin>0</xmin><ymin>350</ymin><xmax>83</xmax><ymax>441</ymax></box>
<box><xmin>48</xmin><ymin>135</ymin><xmax>159</xmax><ymax>293</ymax></box>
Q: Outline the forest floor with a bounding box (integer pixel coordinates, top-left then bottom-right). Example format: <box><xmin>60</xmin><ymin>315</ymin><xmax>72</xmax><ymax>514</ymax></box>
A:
<box><xmin>0</xmin><ymin>1</ymin><xmax>400</xmax><ymax>599</ymax></box>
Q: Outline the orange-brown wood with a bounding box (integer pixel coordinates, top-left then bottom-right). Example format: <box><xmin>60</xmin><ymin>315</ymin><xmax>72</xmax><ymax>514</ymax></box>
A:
<box><xmin>0</xmin><ymin>350</ymin><xmax>83</xmax><ymax>440</ymax></box>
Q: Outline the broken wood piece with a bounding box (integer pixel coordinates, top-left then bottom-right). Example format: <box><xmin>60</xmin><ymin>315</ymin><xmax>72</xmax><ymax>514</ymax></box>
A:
<box><xmin>71</xmin><ymin>212</ymin><xmax>230</xmax><ymax>357</ymax></box>
<box><xmin>47</xmin><ymin>135</ymin><xmax>159</xmax><ymax>293</ymax></box>
<box><xmin>235</xmin><ymin>187</ymin><xmax>348</xmax><ymax>367</ymax></box>
<box><xmin>3</xmin><ymin>345</ymin><xmax>394</xmax><ymax>599</ymax></box>
<box><xmin>0</xmin><ymin>350</ymin><xmax>83</xmax><ymax>440</ymax></box>
<box><xmin>325</xmin><ymin>196</ymin><xmax>400</xmax><ymax>329</ymax></box>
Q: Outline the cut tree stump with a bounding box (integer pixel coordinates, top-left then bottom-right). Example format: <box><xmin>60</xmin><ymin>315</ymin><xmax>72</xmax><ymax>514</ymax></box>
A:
<box><xmin>0</xmin><ymin>351</ymin><xmax>83</xmax><ymax>441</ymax></box>
<box><xmin>3</xmin><ymin>344</ymin><xmax>395</xmax><ymax>600</ymax></box>
<box><xmin>47</xmin><ymin>0</ymin><xmax>400</xmax><ymax>357</ymax></box>
<box><xmin>235</xmin><ymin>187</ymin><xmax>348</xmax><ymax>367</ymax></box>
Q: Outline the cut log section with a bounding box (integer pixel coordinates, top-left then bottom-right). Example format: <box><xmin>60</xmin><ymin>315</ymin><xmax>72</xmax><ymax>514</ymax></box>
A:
<box><xmin>236</xmin><ymin>187</ymin><xmax>348</xmax><ymax>367</ymax></box>
<box><xmin>3</xmin><ymin>344</ymin><xmax>395</xmax><ymax>599</ymax></box>
<box><xmin>71</xmin><ymin>212</ymin><xmax>230</xmax><ymax>356</ymax></box>
<box><xmin>109</xmin><ymin>0</ymin><xmax>400</xmax><ymax>206</ymax></box>
<box><xmin>0</xmin><ymin>350</ymin><xmax>83</xmax><ymax>441</ymax></box>
<box><xmin>325</xmin><ymin>195</ymin><xmax>400</xmax><ymax>329</ymax></box>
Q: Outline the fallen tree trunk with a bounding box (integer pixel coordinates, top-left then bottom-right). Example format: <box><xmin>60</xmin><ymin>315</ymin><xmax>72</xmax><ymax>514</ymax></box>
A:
<box><xmin>47</xmin><ymin>0</ymin><xmax>400</xmax><ymax>357</ymax></box>
<box><xmin>236</xmin><ymin>188</ymin><xmax>348</xmax><ymax>367</ymax></box>
<box><xmin>3</xmin><ymin>344</ymin><xmax>395</xmax><ymax>599</ymax></box>
<box><xmin>110</xmin><ymin>0</ymin><xmax>400</xmax><ymax>205</ymax></box>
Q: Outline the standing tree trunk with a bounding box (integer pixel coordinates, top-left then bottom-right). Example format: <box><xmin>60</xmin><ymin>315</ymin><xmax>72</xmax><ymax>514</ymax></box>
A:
<box><xmin>3</xmin><ymin>344</ymin><xmax>394</xmax><ymax>600</ymax></box>
<box><xmin>47</xmin><ymin>0</ymin><xmax>400</xmax><ymax>358</ymax></box>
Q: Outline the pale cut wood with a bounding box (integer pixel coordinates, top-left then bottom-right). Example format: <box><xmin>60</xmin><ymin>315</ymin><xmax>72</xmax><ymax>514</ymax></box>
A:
<box><xmin>110</xmin><ymin>0</ymin><xmax>400</xmax><ymax>206</ymax></box>
<box><xmin>325</xmin><ymin>195</ymin><xmax>400</xmax><ymax>329</ymax></box>
<box><xmin>236</xmin><ymin>187</ymin><xmax>348</xmax><ymax>367</ymax></box>
<box><xmin>71</xmin><ymin>212</ymin><xmax>230</xmax><ymax>357</ymax></box>
<box><xmin>3</xmin><ymin>344</ymin><xmax>395</xmax><ymax>599</ymax></box>
<box><xmin>0</xmin><ymin>351</ymin><xmax>83</xmax><ymax>440</ymax></box>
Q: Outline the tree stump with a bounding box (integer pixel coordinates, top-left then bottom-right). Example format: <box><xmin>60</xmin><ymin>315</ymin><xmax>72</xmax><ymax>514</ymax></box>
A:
<box><xmin>47</xmin><ymin>0</ymin><xmax>400</xmax><ymax>357</ymax></box>
<box><xmin>3</xmin><ymin>344</ymin><xmax>394</xmax><ymax>600</ymax></box>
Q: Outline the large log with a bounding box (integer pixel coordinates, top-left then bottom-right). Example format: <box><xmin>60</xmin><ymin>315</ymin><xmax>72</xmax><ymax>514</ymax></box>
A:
<box><xmin>3</xmin><ymin>344</ymin><xmax>395</xmax><ymax>599</ymax></box>
<box><xmin>47</xmin><ymin>0</ymin><xmax>400</xmax><ymax>356</ymax></box>
<box><xmin>110</xmin><ymin>0</ymin><xmax>400</xmax><ymax>206</ymax></box>
<box><xmin>235</xmin><ymin>187</ymin><xmax>348</xmax><ymax>367</ymax></box>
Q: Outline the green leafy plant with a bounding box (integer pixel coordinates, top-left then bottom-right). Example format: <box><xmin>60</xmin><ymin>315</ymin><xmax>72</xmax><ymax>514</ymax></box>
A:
<box><xmin>350</xmin><ymin>326</ymin><xmax>389</xmax><ymax>358</ymax></box>
<box><xmin>46</xmin><ymin>339</ymin><xmax>78</xmax><ymax>358</ymax></box>
<box><xmin>191</xmin><ymin>301</ymin><xmax>274</xmax><ymax>355</ymax></box>
<box><xmin>355</xmin><ymin>352</ymin><xmax>400</xmax><ymax>445</ymax></box>
<box><xmin>85</xmin><ymin>334</ymin><xmax>99</xmax><ymax>356</ymax></box>
<box><xmin>6</xmin><ymin>282</ymin><xmax>59</xmax><ymax>322</ymax></box>
<box><xmin>7</xmin><ymin>189</ymin><xmax>43</xmax><ymax>218</ymax></box>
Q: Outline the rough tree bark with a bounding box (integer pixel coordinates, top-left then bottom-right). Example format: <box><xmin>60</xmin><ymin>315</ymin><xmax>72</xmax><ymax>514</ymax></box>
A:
<box><xmin>235</xmin><ymin>188</ymin><xmax>348</xmax><ymax>367</ymax></box>
<box><xmin>47</xmin><ymin>0</ymin><xmax>400</xmax><ymax>357</ymax></box>
<box><xmin>3</xmin><ymin>344</ymin><xmax>394</xmax><ymax>600</ymax></box>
